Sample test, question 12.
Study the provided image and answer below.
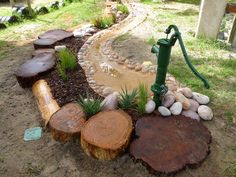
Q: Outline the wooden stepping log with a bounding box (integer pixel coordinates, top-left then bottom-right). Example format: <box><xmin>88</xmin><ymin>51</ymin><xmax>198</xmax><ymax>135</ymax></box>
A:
<box><xmin>15</xmin><ymin>53</ymin><xmax>56</xmax><ymax>88</ymax></box>
<box><xmin>130</xmin><ymin>115</ymin><xmax>212</xmax><ymax>174</ymax></box>
<box><xmin>38</xmin><ymin>29</ymin><xmax>73</xmax><ymax>41</ymax></box>
<box><xmin>32</xmin><ymin>48</ymin><xmax>55</xmax><ymax>57</ymax></box>
<box><xmin>81</xmin><ymin>110</ymin><xmax>133</xmax><ymax>160</ymax></box>
<box><xmin>32</xmin><ymin>80</ymin><xmax>60</xmax><ymax>126</ymax></box>
<box><xmin>49</xmin><ymin>103</ymin><xmax>86</xmax><ymax>143</ymax></box>
<box><xmin>34</xmin><ymin>38</ymin><xmax>57</xmax><ymax>49</ymax></box>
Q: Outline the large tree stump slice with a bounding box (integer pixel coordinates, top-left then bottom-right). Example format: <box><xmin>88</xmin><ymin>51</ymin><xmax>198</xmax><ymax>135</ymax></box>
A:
<box><xmin>49</xmin><ymin>103</ymin><xmax>85</xmax><ymax>143</ymax></box>
<box><xmin>81</xmin><ymin>110</ymin><xmax>133</xmax><ymax>160</ymax></box>
<box><xmin>38</xmin><ymin>29</ymin><xmax>73</xmax><ymax>41</ymax></box>
<box><xmin>15</xmin><ymin>53</ymin><xmax>56</xmax><ymax>88</ymax></box>
<box><xmin>34</xmin><ymin>38</ymin><xmax>57</xmax><ymax>49</ymax></box>
<box><xmin>32</xmin><ymin>80</ymin><xmax>60</xmax><ymax>126</ymax></box>
<box><xmin>130</xmin><ymin>115</ymin><xmax>211</xmax><ymax>174</ymax></box>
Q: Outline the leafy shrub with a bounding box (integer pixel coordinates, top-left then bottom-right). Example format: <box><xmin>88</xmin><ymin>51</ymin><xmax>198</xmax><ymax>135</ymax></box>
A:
<box><xmin>119</xmin><ymin>86</ymin><xmax>138</xmax><ymax>110</ymax></box>
<box><xmin>92</xmin><ymin>15</ymin><xmax>115</xmax><ymax>29</ymax></box>
<box><xmin>117</xmin><ymin>4</ymin><xmax>129</xmax><ymax>14</ymax></box>
<box><xmin>137</xmin><ymin>83</ymin><xmax>148</xmax><ymax>114</ymax></box>
<box><xmin>77</xmin><ymin>94</ymin><xmax>102</xmax><ymax>119</ymax></box>
<box><xmin>56</xmin><ymin>49</ymin><xmax>77</xmax><ymax>80</ymax></box>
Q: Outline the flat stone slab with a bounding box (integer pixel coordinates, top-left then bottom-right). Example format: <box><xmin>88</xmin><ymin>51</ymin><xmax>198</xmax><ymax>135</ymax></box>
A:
<box><xmin>15</xmin><ymin>53</ymin><xmax>56</xmax><ymax>88</ymax></box>
<box><xmin>81</xmin><ymin>110</ymin><xmax>133</xmax><ymax>160</ymax></box>
<box><xmin>32</xmin><ymin>48</ymin><xmax>55</xmax><ymax>57</ymax></box>
<box><xmin>38</xmin><ymin>29</ymin><xmax>73</xmax><ymax>41</ymax></box>
<box><xmin>34</xmin><ymin>38</ymin><xmax>57</xmax><ymax>49</ymax></box>
<box><xmin>49</xmin><ymin>103</ymin><xmax>85</xmax><ymax>143</ymax></box>
<box><xmin>130</xmin><ymin>115</ymin><xmax>211</xmax><ymax>174</ymax></box>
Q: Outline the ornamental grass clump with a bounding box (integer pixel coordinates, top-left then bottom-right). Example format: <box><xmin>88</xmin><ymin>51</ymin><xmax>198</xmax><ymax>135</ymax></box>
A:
<box><xmin>117</xmin><ymin>4</ymin><xmax>129</xmax><ymax>15</ymax></box>
<box><xmin>92</xmin><ymin>15</ymin><xmax>115</xmax><ymax>29</ymax></box>
<box><xmin>57</xmin><ymin>49</ymin><xmax>77</xmax><ymax>81</ymax></box>
<box><xmin>77</xmin><ymin>94</ymin><xmax>102</xmax><ymax>119</ymax></box>
<box><xmin>137</xmin><ymin>83</ymin><xmax>148</xmax><ymax>114</ymax></box>
<box><xmin>119</xmin><ymin>86</ymin><xmax>138</xmax><ymax>110</ymax></box>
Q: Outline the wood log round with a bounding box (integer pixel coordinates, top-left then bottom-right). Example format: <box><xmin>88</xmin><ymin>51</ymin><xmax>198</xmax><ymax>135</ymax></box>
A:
<box><xmin>38</xmin><ymin>29</ymin><xmax>73</xmax><ymax>41</ymax></box>
<box><xmin>49</xmin><ymin>103</ymin><xmax>86</xmax><ymax>143</ymax></box>
<box><xmin>81</xmin><ymin>110</ymin><xmax>133</xmax><ymax>160</ymax></box>
<box><xmin>32</xmin><ymin>80</ymin><xmax>60</xmax><ymax>126</ymax></box>
<box><xmin>15</xmin><ymin>53</ymin><xmax>56</xmax><ymax>88</ymax></box>
<box><xmin>129</xmin><ymin>115</ymin><xmax>212</xmax><ymax>174</ymax></box>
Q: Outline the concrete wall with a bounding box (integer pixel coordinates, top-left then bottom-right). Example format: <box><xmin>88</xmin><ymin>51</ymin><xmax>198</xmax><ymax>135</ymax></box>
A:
<box><xmin>196</xmin><ymin>0</ymin><xmax>228</xmax><ymax>39</ymax></box>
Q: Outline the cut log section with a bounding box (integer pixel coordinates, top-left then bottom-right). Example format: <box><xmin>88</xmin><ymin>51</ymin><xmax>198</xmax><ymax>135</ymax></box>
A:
<box><xmin>32</xmin><ymin>48</ymin><xmax>55</xmax><ymax>57</ymax></box>
<box><xmin>81</xmin><ymin>110</ymin><xmax>133</xmax><ymax>160</ymax></box>
<box><xmin>130</xmin><ymin>115</ymin><xmax>212</xmax><ymax>174</ymax></box>
<box><xmin>32</xmin><ymin>80</ymin><xmax>60</xmax><ymax>126</ymax></box>
<box><xmin>49</xmin><ymin>103</ymin><xmax>86</xmax><ymax>143</ymax></box>
<box><xmin>38</xmin><ymin>29</ymin><xmax>73</xmax><ymax>41</ymax></box>
<box><xmin>34</xmin><ymin>38</ymin><xmax>57</xmax><ymax>49</ymax></box>
<box><xmin>15</xmin><ymin>53</ymin><xmax>56</xmax><ymax>88</ymax></box>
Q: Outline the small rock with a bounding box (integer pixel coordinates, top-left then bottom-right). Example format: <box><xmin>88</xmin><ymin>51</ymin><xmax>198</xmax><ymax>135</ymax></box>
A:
<box><xmin>54</xmin><ymin>45</ymin><xmax>66</xmax><ymax>52</ymax></box>
<box><xmin>192</xmin><ymin>92</ymin><xmax>210</xmax><ymax>105</ymax></box>
<box><xmin>162</xmin><ymin>93</ymin><xmax>175</xmax><ymax>107</ymax></box>
<box><xmin>145</xmin><ymin>100</ymin><xmax>156</xmax><ymax>114</ymax></box>
<box><xmin>103</xmin><ymin>87</ymin><xmax>113</xmax><ymax>96</ymax></box>
<box><xmin>174</xmin><ymin>92</ymin><xmax>190</xmax><ymax>110</ymax></box>
<box><xmin>182</xmin><ymin>110</ymin><xmax>200</xmax><ymax>121</ymax></box>
<box><xmin>73</xmin><ymin>30</ymin><xmax>86</xmax><ymax>37</ymax></box>
<box><xmin>158</xmin><ymin>106</ymin><xmax>171</xmax><ymax>117</ymax></box>
<box><xmin>178</xmin><ymin>87</ymin><xmax>192</xmax><ymax>98</ymax></box>
<box><xmin>170</xmin><ymin>102</ymin><xmax>182</xmax><ymax>115</ymax></box>
<box><xmin>101</xmin><ymin>92</ymin><xmax>119</xmax><ymax>111</ymax></box>
<box><xmin>198</xmin><ymin>105</ymin><xmax>213</xmax><ymax>120</ymax></box>
<box><xmin>127</xmin><ymin>64</ymin><xmax>135</xmax><ymax>70</ymax></box>
<box><xmin>188</xmin><ymin>99</ymin><xmax>199</xmax><ymax>112</ymax></box>
<box><xmin>135</xmin><ymin>65</ymin><xmax>142</xmax><ymax>71</ymax></box>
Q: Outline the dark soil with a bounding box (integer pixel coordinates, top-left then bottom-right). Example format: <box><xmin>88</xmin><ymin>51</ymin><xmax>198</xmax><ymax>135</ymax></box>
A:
<box><xmin>45</xmin><ymin>36</ymin><xmax>102</xmax><ymax>107</ymax></box>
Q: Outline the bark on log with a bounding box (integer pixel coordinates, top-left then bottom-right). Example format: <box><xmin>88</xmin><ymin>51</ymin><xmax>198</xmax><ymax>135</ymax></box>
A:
<box><xmin>49</xmin><ymin>103</ymin><xmax>86</xmax><ymax>143</ymax></box>
<box><xmin>15</xmin><ymin>53</ymin><xmax>56</xmax><ymax>88</ymax></box>
<box><xmin>81</xmin><ymin>110</ymin><xmax>133</xmax><ymax>160</ymax></box>
<box><xmin>32</xmin><ymin>80</ymin><xmax>60</xmax><ymax>126</ymax></box>
<box><xmin>130</xmin><ymin>115</ymin><xmax>212</xmax><ymax>174</ymax></box>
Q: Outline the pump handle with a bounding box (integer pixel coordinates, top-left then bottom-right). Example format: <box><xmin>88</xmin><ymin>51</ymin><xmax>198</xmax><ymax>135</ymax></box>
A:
<box><xmin>165</xmin><ymin>25</ymin><xmax>210</xmax><ymax>89</ymax></box>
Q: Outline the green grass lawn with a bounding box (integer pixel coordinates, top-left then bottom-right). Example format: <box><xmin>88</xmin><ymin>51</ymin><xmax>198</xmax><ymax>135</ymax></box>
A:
<box><xmin>0</xmin><ymin>0</ymin><xmax>105</xmax><ymax>41</ymax></box>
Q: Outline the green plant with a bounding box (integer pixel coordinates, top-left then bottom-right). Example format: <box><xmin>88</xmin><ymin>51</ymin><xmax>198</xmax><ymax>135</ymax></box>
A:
<box><xmin>137</xmin><ymin>83</ymin><xmax>148</xmax><ymax>114</ymax></box>
<box><xmin>92</xmin><ymin>15</ymin><xmax>115</xmax><ymax>29</ymax></box>
<box><xmin>58</xmin><ymin>48</ymin><xmax>77</xmax><ymax>70</ymax></box>
<box><xmin>147</xmin><ymin>36</ymin><xmax>156</xmax><ymax>45</ymax></box>
<box><xmin>56</xmin><ymin>48</ymin><xmax>77</xmax><ymax>80</ymax></box>
<box><xmin>117</xmin><ymin>4</ymin><xmax>129</xmax><ymax>14</ymax></box>
<box><xmin>77</xmin><ymin>94</ymin><xmax>102</xmax><ymax>118</ymax></box>
<box><xmin>56</xmin><ymin>63</ymin><xmax>68</xmax><ymax>81</ymax></box>
<box><xmin>119</xmin><ymin>86</ymin><xmax>138</xmax><ymax>110</ymax></box>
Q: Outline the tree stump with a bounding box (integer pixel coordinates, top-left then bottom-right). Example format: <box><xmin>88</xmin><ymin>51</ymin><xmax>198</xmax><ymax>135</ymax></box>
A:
<box><xmin>15</xmin><ymin>53</ymin><xmax>56</xmax><ymax>88</ymax></box>
<box><xmin>81</xmin><ymin>110</ymin><xmax>133</xmax><ymax>160</ymax></box>
<box><xmin>49</xmin><ymin>103</ymin><xmax>86</xmax><ymax>143</ymax></box>
<box><xmin>32</xmin><ymin>80</ymin><xmax>60</xmax><ymax>126</ymax></box>
<box><xmin>130</xmin><ymin>115</ymin><xmax>211</xmax><ymax>174</ymax></box>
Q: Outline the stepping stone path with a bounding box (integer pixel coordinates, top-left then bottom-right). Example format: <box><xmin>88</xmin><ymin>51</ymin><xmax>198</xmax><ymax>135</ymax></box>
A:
<box><xmin>15</xmin><ymin>53</ymin><xmax>56</xmax><ymax>88</ymax></box>
<box><xmin>130</xmin><ymin>116</ymin><xmax>212</xmax><ymax>174</ymax></box>
<box><xmin>81</xmin><ymin>110</ymin><xmax>133</xmax><ymax>160</ymax></box>
<box><xmin>49</xmin><ymin>103</ymin><xmax>86</xmax><ymax>143</ymax></box>
<box><xmin>34</xmin><ymin>38</ymin><xmax>57</xmax><ymax>49</ymax></box>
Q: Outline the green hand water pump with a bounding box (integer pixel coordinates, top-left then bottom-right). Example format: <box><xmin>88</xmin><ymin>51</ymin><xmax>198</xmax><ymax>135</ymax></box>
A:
<box><xmin>151</xmin><ymin>25</ymin><xmax>210</xmax><ymax>106</ymax></box>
